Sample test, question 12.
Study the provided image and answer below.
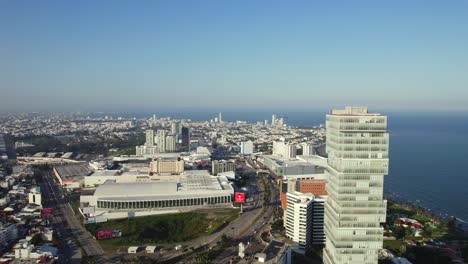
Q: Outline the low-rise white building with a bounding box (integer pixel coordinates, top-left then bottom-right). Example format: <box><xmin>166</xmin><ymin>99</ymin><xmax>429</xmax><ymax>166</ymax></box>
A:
<box><xmin>28</xmin><ymin>187</ymin><xmax>42</xmax><ymax>206</ymax></box>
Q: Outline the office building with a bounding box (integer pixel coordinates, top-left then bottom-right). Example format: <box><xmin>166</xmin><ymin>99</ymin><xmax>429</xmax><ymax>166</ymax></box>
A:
<box><xmin>212</xmin><ymin>160</ymin><xmax>236</xmax><ymax>175</ymax></box>
<box><xmin>157</xmin><ymin>130</ymin><xmax>166</xmax><ymax>153</ymax></box>
<box><xmin>323</xmin><ymin>107</ymin><xmax>389</xmax><ymax>264</ymax></box>
<box><xmin>219</xmin><ymin>112</ymin><xmax>223</xmax><ymax>123</ymax></box>
<box><xmin>272</xmin><ymin>114</ymin><xmax>277</xmax><ymax>126</ymax></box>
<box><xmin>165</xmin><ymin>135</ymin><xmax>176</xmax><ymax>152</ymax></box>
<box><xmin>284</xmin><ymin>192</ymin><xmax>326</xmax><ymax>252</ymax></box>
<box><xmin>240</xmin><ymin>141</ymin><xmax>254</xmax><ymax>156</ymax></box>
<box><xmin>181</xmin><ymin>127</ymin><xmax>190</xmax><ymax>151</ymax></box>
<box><xmin>145</xmin><ymin>129</ymin><xmax>154</xmax><ymax>146</ymax></box>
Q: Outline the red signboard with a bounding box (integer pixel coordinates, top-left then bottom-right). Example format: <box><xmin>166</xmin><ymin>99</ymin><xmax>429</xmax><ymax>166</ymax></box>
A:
<box><xmin>97</xmin><ymin>230</ymin><xmax>113</xmax><ymax>240</ymax></box>
<box><xmin>234</xmin><ymin>192</ymin><xmax>245</xmax><ymax>203</ymax></box>
<box><xmin>40</xmin><ymin>208</ymin><xmax>54</xmax><ymax>217</ymax></box>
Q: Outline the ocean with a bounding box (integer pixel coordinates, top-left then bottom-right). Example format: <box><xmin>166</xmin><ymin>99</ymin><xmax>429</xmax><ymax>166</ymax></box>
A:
<box><xmin>113</xmin><ymin>110</ymin><xmax>468</xmax><ymax>221</ymax></box>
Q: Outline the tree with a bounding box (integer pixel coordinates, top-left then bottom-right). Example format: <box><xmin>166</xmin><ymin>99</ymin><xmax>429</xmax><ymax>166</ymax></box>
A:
<box><xmin>399</xmin><ymin>244</ymin><xmax>407</xmax><ymax>257</ymax></box>
<box><xmin>392</xmin><ymin>225</ymin><xmax>406</xmax><ymax>239</ymax></box>
<box><xmin>422</xmin><ymin>228</ymin><xmax>432</xmax><ymax>238</ymax></box>
<box><xmin>405</xmin><ymin>227</ymin><xmax>413</xmax><ymax>237</ymax></box>
<box><xmin>30</xmin><ymin>234</ymin><xmax>42</xmax><ymax>245</ymax></box>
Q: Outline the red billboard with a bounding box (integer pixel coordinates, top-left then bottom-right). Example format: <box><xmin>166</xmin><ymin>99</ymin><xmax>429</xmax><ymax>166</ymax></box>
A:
<box><xmin>97</xmin><ymin>230</ymin><xmax>113</xmax><ymax>240</ymax></box>
<box><xmin>234</xmin><ymin>192</ymin><xmax>245</xmax><ymax>203</ymax></box>
<box><xmin>40</xmin><ymin>208</ymin><xmax>54</xmax><ymax>217</ymax></box>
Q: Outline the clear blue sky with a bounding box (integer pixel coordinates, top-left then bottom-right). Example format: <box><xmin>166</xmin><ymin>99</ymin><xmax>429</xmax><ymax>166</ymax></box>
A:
<box><xmin>1</xmin><ymin>0</ymin><xmax>467</xmax><ymax>112</ymax></box>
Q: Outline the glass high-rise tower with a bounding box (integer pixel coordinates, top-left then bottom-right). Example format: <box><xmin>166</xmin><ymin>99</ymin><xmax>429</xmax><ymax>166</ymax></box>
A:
<box><xmin>323</xmin><ymin>107</ymin><xmax>389</xmax><ymax>264</ymax></box>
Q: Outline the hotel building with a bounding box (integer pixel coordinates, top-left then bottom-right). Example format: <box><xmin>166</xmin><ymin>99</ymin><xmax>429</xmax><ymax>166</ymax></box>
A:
<box><xmin>323</xmin><ymin>107</ymin><xmax>389</xmax><ymax>264</ymax></box>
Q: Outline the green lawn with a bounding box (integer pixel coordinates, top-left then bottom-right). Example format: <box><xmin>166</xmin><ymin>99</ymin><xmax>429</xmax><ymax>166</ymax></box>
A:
<box><xmin>85</xmin><ymin>210</ymin><xmax>238</xmax><ymax>250</ymax></box>
<box><xmin>388</xmin><ymin>203</ymin><xmax>413</xmax><ymax>216</ymax></box>
<box><xmin>383</xmin><ymin>240</ymin><xmax>403</xmax><ymax>253</ymax></box>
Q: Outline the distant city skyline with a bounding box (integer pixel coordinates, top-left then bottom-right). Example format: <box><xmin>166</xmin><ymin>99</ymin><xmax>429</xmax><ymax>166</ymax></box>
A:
<box><xmin>1</xmin><ymin>1</ymin><xmax>468</xmax><ymax>112</ymax></box>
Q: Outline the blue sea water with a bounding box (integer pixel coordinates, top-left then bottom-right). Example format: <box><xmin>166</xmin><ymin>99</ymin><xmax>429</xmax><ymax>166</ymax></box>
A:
<box><xmin>112</xmin><ymin>110</ymin><xmax>468</xmax><ymax>221</ymax></box>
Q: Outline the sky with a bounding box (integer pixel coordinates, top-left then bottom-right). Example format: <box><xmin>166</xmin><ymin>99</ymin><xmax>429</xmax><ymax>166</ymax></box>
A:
<box><xmin>1</xmin><ymin>0</ymin><xmax>468</xmax><ymax>112</ymax></box>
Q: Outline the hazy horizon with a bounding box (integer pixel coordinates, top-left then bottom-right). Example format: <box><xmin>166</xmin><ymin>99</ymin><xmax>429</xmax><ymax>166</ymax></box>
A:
<box><xmin>1</xmin><ymin>1</ymin><xmax>468</xmax><ymax>112</ymax></box>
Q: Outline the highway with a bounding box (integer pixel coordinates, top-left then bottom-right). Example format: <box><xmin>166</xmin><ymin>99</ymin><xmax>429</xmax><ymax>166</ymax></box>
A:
<box><xmin>177</xmin><ymin>158</ymin><xmax>280</xmax><ymax>263</ymax></box>
<box><xmin>40</xmin><ymin>158</ymin><xmax>279</xmax><ymax>264</ymax></box>
<box><xmin>41</xmin><ymin>169</ymin><xmax>110</xmax><ymax>263</ymax></box>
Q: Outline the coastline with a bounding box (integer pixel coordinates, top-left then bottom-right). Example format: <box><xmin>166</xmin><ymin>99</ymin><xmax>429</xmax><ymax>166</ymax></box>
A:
<box><xmin>385</xmin><ymin>194</ymin><xmax>468</xmax><ymax>232</ymax></box>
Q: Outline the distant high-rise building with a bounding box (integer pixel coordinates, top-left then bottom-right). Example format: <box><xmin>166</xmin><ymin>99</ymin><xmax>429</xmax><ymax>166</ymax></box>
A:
<box><xmin>278</xmin><ymin>117</ymin><xmax>285</xmax><ymax>126</ymax></box>
<box><xmin>323</xmin><ymin>107</ymin><xmax>389</xmax><ymax>264</ymax></box>
<box><xmin>272</xmin><ymin>114</ymin><xmax>277</xmax><ymax>126</ymax></box>
<box><xmin>165</xmin><ymin>135</ymin><xmax>176</xmax><ymax>152</ymax></box>
<box><xmin>264</xmin><ymin>120</ymin><xmax>268</xmax><ymax>125</ymax></box>
<box><xmin>145</xmin><ymin>129</ymin><xmax>154</xmax><ymax>146</ymax></box>
<box><xmin>284</xmin><ymin>192</ymin><xmax>326</xmax><ymax>252</ymax></box>
<box><xmin>157</xmin><ymin>130</ymin><xmax>166</xmax><ymax>153</ymax></box>
<box><xmin>219</xmin><ymin>112</ymin><xmax>223</xmax><ymax>123</ymax></box>
<box><xmin>300</xmin><ymin>142</ymin><xmax>315</xmax><ymax>156</ymax></box>
<box><xmin>214</xmin><ymin>117</ymin><xmax>219</xmax><ymax>122</ymax></box>
<box><xmin>171</xmin><ymin>122</ymin><xmax>181</xmax><ymax>135</ymax></box>
<box><xmin>152</xmin><ymin>114</ymin><xmax>157</xmax><ymax>121</ymax></box>
<box><xmin>181</xmin><ymin>127</ymin><xmax>190</xmax><ymax>151</ymax></box>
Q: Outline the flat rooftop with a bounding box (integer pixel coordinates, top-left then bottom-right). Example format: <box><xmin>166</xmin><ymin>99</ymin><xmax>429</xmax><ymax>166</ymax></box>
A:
<box><xmin>261</xmin><ymin>155</ymin><xmax>316</xmax><ymax>167</ymax></box>
<box><xmin>55</xmin><ymin>163</ymin><xmax>94</xmax><ymax>179</ymax></box>
<box><xmin>92</xmin><ymin>174</ymin><xmax>233</xmax><ymax>199</ymax></box>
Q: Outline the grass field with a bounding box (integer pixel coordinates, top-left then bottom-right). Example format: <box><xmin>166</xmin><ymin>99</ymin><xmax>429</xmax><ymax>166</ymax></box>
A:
<box><xmin>384</xmin><ymin>240</ymin><xmax>403</xmax><ymax>253</ymax></box>
<box><xmin>85</xmin><ymin>210</ymin><xmax>239</xmax><ymax>250</ymax></box>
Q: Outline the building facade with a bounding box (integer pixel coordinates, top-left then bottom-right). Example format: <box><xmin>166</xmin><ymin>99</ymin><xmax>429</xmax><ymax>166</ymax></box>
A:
<box><xmin>150</xmin><ymin>158</ymin><xmax>184</xmax><ymax>175</ymax></box>
<box><xmin>240</xmin><ymin>141</ymin><xmax>254</xmax><ymax>156</ymax></box>
<box><xmin>284</xmin><ymin>192</ymin><xmax>326</xmax><ymax>252</ymax></box>
<box><xmin>299</xmin><ymin>179</ymin><xmax>327</xmax><ymax>196</ymax></box>
<box><xmin>28</xmin><ymin>187</ymin><xmax>42</xmax><ymax>206</ymax></box>
<box><xmin>80</xmin><ymin>175</ymin><xmax>234</xmax><ymax>214</ymax></box>
<box><xmin>135</xmin><ymin>145</ymin><xmax>158</xmax><ymax>156</ymax></box>
<box><xmin>181</xmin><ymin>127</ymin><xmax>190</xmax><ymax>151</ymax></box>
<box><xmin>273</xmin><ymin>141</ymin><xmax>297</xmax><ymax>159</ymax></box>
<box><xmin>145</xmin><ymin>129</ymin><xmax>154</xmax><ymax>146</ymax></box>
<box><xmin>323</xmin><ymin>107</ymin><xmax>389</xmax><ymax>264</ymax></box>
<box><xmin>165</xmin><ymin>135</ymin><xmax>176</xmax><ymax>152</ymax></box>
<box><xmin>171</xmin><ymin>122</ymin><xmax>181</xmax><ymax>135</ymax></box>
<box><xmin>212</xmin><ymin>160</ymin><xmax>236</xmax><ymax>175</ymax></box>
<box><xmin>300</xmin><ymin>142</ymin><xmax>315</xmax><ymax>156</ymax></box>
<box><xmin>157</xmin><ymin>130</ymin><xmax>166</xmax><ymax>153</ymax></box>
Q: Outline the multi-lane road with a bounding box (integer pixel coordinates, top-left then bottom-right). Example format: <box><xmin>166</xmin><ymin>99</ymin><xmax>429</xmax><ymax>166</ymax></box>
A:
<box><xmin>41</xmin><ymin>169</ymin><xmax>110</xmax><ymax>263</ymax></box>
<box><xmin>40</xmin><ymin>158</ymin><xmax>280</xmax><ymax>264</ymax></box>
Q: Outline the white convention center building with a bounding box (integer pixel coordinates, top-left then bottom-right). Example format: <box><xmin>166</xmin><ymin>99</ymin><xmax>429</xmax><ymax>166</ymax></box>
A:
<box><xmin>81</xmin><ymin>174</ymin><xmax>234</xmax><ymax>212</ymax></box>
